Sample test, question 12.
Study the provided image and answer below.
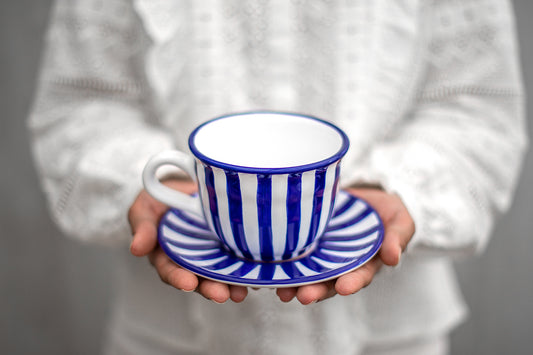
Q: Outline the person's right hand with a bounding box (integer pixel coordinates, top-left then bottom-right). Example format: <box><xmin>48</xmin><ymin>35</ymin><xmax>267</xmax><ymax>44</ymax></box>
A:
<box><xmin>128</xmin><ymin>178</ymin><xmax>249</xmax><ymax>304</ymax></box>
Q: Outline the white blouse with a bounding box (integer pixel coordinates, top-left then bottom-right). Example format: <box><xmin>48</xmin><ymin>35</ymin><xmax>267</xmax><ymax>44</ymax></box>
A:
<box><xmin>28</xmin><ymin>0</ymin><xmax>527</xmax><ymax>354</ymax></box>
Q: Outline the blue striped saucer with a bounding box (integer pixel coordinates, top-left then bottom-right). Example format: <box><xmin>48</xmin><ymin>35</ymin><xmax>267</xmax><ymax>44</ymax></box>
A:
<box><xmin>158</xmin><ymin>190</ymin><xmax>384</xmax><ymax>288</ymax></box>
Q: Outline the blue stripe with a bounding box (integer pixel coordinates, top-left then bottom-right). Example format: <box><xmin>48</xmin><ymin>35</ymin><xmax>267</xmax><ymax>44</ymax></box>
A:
<box><xmin>228</xmin><ymin>261</ymin><xmax>258</xmax><ymax>278</ymax></box>
<box><xmin>164</xmin><ymin>219</ymin><xmax>214</xmax><ymax>240</ymax></box>
<box><xmin>305</xmin><ymin>167</ymin><xmax>327</xmax><ymax>246</ymax></box>
<box><xmin>298</xmin><ymin>256</ymin><xmax>330</xmax><ymax>273</ymax></box>
<box><xmin>204</xmin><ymin>257</ymin><xmax>242</xmax><ymax>271</ymax></box>
<box><xmin>164</xmin><ymin>237</ymin><xmax>220</xmax><ymax>250</ymax></box>
<box><xmin>312</xmin><ymin>248</ymin><xmax>366</xmax><ymax>264</ymax></box>
<box><xmin>225</xmin><ymin>171</ymin><xmax>253</xmax><ymax>260</ymax></box>
<box><xmin>171</xmin><ymin>209</ymin><xmax>210</xmax><ymax>231</ymax></box>
<box><xmin>259</xmin><ymin>263</ymin><xmax>275</xmax><ymax>280</ymax></box>
<box><xmin>327</xmin><ymin>207</ymin><xmax>374</xmax><ymax>231</ymax></box>
<box><xmin>281</xmin><ymin>261</ymin><xmax>305</xmax><ymax>278</ymax></box>
<box><xmin>283</xmin><ymin>172</ymin><xmax>302</xmax><ymax>259</ymax></box>
<box><xmin>180</xmin><ymin>250</ymin><xmax>227</xmax><ymax>261</ymax></box>
<box><xmin>332</xmin><ymin>193</ymin><xmax>357</xmax><ymax>217</ymax></box>
<box><xmin>257</xmin><ymin>174</ymin><xmax>274</xmax><ymax>261</ymax></box>
<box><xmin>323</xmin><ymin>225</ymin><xmax>382</xmax><ymax>242</ymax></box>
<box><xmin>204</xmin><ymin>166</ymin><xmax>229</xmax><ymax>247</ymax></box>
<box><xmin>330</xmin><ymin>162</ymin><xmax>341</xmax><ymax>212</ymax></box>
<box><xmin>319</xmin><ymin>241</ymin><xmax>376</xmax><ymax>252</ymax></box>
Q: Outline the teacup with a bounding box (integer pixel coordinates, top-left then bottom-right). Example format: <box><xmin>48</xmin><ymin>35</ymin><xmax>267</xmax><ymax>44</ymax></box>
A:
<box><xmin>143</xmin><ymin>111</ymin><xmax>349</xmax><ymax>262</ymax></box>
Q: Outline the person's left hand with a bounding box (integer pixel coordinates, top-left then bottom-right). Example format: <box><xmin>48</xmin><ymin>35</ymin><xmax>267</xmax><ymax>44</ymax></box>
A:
<box><xmin>276</xmin><ymin>187</ymin><xmax>415</xmax><ymax>305</ymax></box>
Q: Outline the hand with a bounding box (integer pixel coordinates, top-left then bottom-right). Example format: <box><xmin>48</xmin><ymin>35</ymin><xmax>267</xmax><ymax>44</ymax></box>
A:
<box><xmin>128</xmin><ymin>178</ymin><xmax>248</xmax><ymax>304</ymax></box>
<box><xmin>276</xmin><ymin>187</ymin><xmax>415</xmax><ymax>305</ymax></box>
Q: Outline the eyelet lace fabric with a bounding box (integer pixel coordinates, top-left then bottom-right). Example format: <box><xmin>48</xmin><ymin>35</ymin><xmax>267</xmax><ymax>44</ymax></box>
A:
<box><xmin>28</xmin><ymin>0</ymin><xmax>527</xmax><ymax>353</ymax></box>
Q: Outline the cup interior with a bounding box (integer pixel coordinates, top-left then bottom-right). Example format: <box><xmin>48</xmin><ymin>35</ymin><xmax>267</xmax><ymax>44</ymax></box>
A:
<box><xmin>190</xmin><ymin>112</ymin><xmax>349</xmax><ymax>171</ymax></box>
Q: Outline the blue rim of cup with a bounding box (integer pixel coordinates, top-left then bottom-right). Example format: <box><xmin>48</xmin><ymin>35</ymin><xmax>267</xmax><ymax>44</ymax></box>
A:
<box><xmin>188</xmin><ymin>111</ymin><xmax>350</xmax><ymax>174</ymax></box>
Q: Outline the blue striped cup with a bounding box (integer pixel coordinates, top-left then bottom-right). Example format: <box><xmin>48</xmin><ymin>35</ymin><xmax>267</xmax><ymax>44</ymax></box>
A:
<box><xmin>143</xmin><ymin>112</ymin><xmax>350</xmax><ymax>262</ymax></box>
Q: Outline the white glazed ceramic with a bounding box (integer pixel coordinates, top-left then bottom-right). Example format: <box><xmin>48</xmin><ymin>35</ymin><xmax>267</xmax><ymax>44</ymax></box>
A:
<box><xmin>143</xmin><ymin>111</ymin><xmax>350</xmax><ymax>262</ymax></box>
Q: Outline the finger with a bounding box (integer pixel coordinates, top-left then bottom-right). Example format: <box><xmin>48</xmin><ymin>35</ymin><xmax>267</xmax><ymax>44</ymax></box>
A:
<box><xmin>197</xmin><ymin>279</ymin><xmax>231</xmax><ymax>304</ymax></box>
<box><xmin>296</xmin><ymin>280</ymin><xmax>336</xmax><ymax>305</ymax></box>
<box><xmin>130</xmin><ymin>218</ymin><xmax>159</xmax><ymax>256</ymax></box>
<box><xmin>150</xmin><ymin>249</ymin><xmax>199</xmax><ymax>291</ymax></box>
<box><xmin>128</xmin><ymin>192</ymin><xmax>167</xmax><ymax>231</ymax></box>
<box><xmin>229</xmin><ymin>285</ymin><xmax>249</xmax><ymax>303</ymax></box>
<box><xmin>335</xmin><ymin>258</ymin><xmax>382</xmax><ymax>296</ymax></box>
<box><xmin>380</xmin><ymin>213</ymin><xmax>415</xmax><ymax>266</ymax></box>
<box><xmin>128</xmin><ymin>195</ymin><xmax>167</xmax><ymax>256</ymax></box>
<box><xmin>276</xmin><ymin>287</ymin><xmax>298</xmax><ymax>303</ymax></box>
<box><xmin>379</xmin><ymin>226</ymin><xmax>404</xmax><ymax>266</ymax></box>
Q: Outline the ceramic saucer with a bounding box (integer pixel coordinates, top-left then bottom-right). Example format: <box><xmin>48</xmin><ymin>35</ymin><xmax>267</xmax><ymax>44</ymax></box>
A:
<box><xmin>158</xmin><ymin>190</ymin><xmax>384</xmax><ymax>288</ymax></box>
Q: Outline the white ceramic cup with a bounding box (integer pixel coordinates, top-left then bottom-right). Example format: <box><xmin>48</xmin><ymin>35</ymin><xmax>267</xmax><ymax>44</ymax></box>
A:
<box><xmin>143</xmin><ymin>111</ymin><xmax>350</xmax><ymax>262</ymax></box>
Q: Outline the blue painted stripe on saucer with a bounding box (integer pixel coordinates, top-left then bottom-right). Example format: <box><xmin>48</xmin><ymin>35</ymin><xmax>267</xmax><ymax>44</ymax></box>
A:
<box><xmin>319</xmin><ymin>240</ymin><xmax>378</xmax><ymax>252</ymax></box>
<box><xmin>280</xmin><ymin>261</ymin><xmax>305</xmax><ymax>278</ymax></box>
<box><xmin>283</xmin><ymin>172</ymin><xmax>302</xmax><ymax>259</ymax></box>
<box><xmin>201</xmin><ymin>256</ymin><xmax>242</xmax><ymax>271</ymax></box>
<box><xmin>164</xmin><ymin>215</ymin><xmax>214</xmax><ymax>240</ymax></box>
<box><xmin>225</xmin><ymin>171</ymin><xmax>254</xmax><ymax>260</ymax></box>
<box><xmin>163</xmin><ymin>237</ymin><xmax>221</xmax><ymax>251</ymax></box>
<box><xmin>322</xmin><ymin>225</ymin><xmax>382</xmax><ymax>242</ymax></box>
<box><xmin>311</xmin><ymin>247</ymin><xmax>372</xmax><ymax>264</ymax></box>
<box><xmin>326</xmin><ymin>207</ymin><xmax>374</xmax><ymax>231</ymax></box>
<box><xmin>259</xmin><ymin>262</ymin><xmax>276</xmax><ymax>280</ymax></box>
<box><xmin>331</xmin><ymin>193</ymin><xmax>357</xmax><ymax>218</ymax></box>
<box><xmin>257</xmin><ymin>174</ymin><xmax>274</xmax><ymax>261</ymax></box>
<box><xmin>297</xmin><ymin>255</ymin><xmax>331</xmax><ymax>273</ymax></box>
<box><xmin>178</xmin><ymin>249</ymin><xmax>227</xmax><ymax>261</ymax></box>
<box><xmin>171</xmin><ymin>209</ymin><xmax>209</xmax><ymax>230</ymax></box>
<box><xmin>228</xmin><ymin>261</ymin><xmax>258</xmax><ymax>278</ymax></box>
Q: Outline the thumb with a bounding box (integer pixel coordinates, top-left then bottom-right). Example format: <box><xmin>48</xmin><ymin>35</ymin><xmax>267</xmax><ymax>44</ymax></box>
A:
<box><xmin>128</xmin><ymin>191</ymin><xmax>168</xmax><ymax>256</ymax></box>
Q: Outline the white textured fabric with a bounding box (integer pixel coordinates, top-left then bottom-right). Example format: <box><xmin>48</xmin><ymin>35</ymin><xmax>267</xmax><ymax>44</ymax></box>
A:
<box><xmin>28</xmin><ymin>0</ymin><xmax>527</xmax><ymax>354</ymax></box>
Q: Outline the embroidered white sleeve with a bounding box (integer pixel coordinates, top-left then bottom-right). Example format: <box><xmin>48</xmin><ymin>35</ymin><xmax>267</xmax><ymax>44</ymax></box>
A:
<box><xmin>27</xmin><ymin>0</ymin><xmax>173</xmax><ymax>245</ymax></box>
<box><xmin>349</xmin><ymin>0</ymin><xmax>528</xmax><ymax>257</ymax></box>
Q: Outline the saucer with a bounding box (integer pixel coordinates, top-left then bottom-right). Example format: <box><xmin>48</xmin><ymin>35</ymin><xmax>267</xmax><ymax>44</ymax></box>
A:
<box><xmin>158</xmin><ymin>190</ymin><xmax>384</xmax><ymax>288</ymax></box>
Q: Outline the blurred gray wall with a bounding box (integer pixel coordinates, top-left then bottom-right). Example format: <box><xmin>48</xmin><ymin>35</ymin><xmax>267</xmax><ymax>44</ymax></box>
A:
<box><xmin>0</xmin><ymin>3</ymin><xmax>115</xmax><ymax>354</ymax></box>
<box><xmin>1</xmin><ymin>1</ymin><xmax>531</xmax><ymax>354</ymax></box>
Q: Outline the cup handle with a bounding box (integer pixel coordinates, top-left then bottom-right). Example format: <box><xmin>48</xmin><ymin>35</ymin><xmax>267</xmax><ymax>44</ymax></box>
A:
<box><xmin>142</xmin><ymin>150</ymin><xmax>203</xmax><ymax>216</ymax></box>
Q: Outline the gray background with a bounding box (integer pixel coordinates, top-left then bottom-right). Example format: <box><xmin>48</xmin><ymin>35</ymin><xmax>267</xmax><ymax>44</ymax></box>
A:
<box><xmin>1</xmin><ymin>1</ymin><xmax>532</xmax><ymax>354</ymax></box>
